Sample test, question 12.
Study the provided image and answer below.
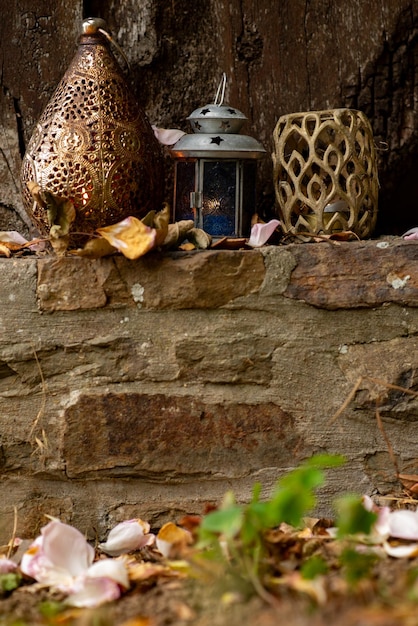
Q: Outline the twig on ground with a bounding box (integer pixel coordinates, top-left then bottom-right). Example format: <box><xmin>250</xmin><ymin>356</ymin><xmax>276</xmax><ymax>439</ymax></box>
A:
<box><xmin>6</xmin><ymin>506</ymin><xmax>18</xmax><ymax>559</ymax></box>
<box><xmin>29</xmin><ymin>345</ymin><xmax>47</xmax><ymax>440</ymax></box>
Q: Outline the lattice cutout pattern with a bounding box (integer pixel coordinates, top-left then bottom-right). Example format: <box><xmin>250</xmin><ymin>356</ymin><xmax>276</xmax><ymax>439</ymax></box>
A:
<box><xmin>21</xmin><ymin>34</ymin><xmax>163</xmax><ymax>244</ymax></box>
<box><xmin>272</xmin><ymin>109</ymin><xmax>378</xmax><ymax>239</ymax></box>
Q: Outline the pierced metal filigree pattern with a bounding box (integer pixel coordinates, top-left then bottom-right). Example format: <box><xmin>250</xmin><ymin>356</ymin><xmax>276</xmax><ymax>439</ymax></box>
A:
<box><xmin>273</xmin><ymin>109</ymin><xmax>378</xmax><ymax>240</ymax></box>
<box><xmin>21</xmin><ymin>31</ymin><xmax>163</xmax><ymax>244</ymax></box>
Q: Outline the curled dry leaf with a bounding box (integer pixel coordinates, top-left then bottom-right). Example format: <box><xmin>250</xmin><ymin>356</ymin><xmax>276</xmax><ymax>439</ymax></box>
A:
<box><xmin>27</xmin><ymin>181</ymin><xmax>76</xmax><ymax>255</ymax></box>
<box><xmin>140</xmin><ymin>204</ymin><xmax>170</xmax><ymax>247</ymax></box>
<box><xmin>154</xmin><ymin>203</ymin><xmax>171</xmax><ymax>247</ymax></box>
<box><xmin>49</xmin><ymin>225</ymin><xmax>71</xmax><ymax>256</ymax></box>
<box><xmin>0</xmin><ymin>244</ymin><xmax>11</xmax><ymax>257</ymax></box>
<box><xmin>70</xmin><ymin>237</ymin><xmax>117</xmax><ymax>258</ymax></box>
<box><xmin>97</xmin><ymin>217</ymin><xmax>157</xmax><ymax>260</ymax></box>
<box><xmin>156</xmin><ymin>522</ymin><xmax>193</xmax><ymax>558</ymax></box>
<box><xmin>27</xmin><ymin>182</ymin><xmax>75</xmax><ymax>232</ymax></box>
<box><xmin>127</xmin><ymin>561</ymin><xmax>175</xmax><ymax>583</ymax></box>
<box><xmin>141</xmin><ymin>210</ymin><xmax>156</xmax><ymax>228</ymax></box>
<box><xmin>186</xmin><ymin>228</ymin><xmax>212</xmax><ymax>250</ymax></box>
<box><xmin>162</xmin><ymin>220</ymin><xmax>194</xmax><ymax>249</ymax></box>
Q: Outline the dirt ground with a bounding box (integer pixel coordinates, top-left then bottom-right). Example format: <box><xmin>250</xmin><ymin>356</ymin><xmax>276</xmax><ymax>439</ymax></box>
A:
<box><xmin>0</xmin><ymin>545</ymin><xmax>417</xmax><ymax>626</ymax></box>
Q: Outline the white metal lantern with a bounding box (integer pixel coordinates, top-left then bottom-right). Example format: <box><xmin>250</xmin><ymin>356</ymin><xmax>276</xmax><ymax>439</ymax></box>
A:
<box><xmin>170</xmin><ymin>79</ymin><xmax>265</xmax><ymax>239</ymax></box>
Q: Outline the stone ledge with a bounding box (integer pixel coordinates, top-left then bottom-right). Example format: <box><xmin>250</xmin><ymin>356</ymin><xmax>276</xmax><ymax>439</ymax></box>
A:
<box><xmin>33</xmin><ymin>238</ymin><xmax>418</xmax><ymax>312</ymax></box>
<box><xmin>37</xmin><ymin>249</ymin><xmax>266</xmax><ymax>312</ymax></box>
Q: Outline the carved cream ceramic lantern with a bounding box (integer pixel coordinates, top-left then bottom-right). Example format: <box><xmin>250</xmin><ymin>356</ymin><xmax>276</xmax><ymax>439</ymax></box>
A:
<box><xmin>273</xmin><ymin>108</ymin><xmax>378</xmax><ymax>240</ymax></box>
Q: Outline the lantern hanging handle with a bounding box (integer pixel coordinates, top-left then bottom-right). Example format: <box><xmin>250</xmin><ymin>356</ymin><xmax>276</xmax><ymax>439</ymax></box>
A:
<box><xmin>98</xmin><ymin>27</ymin><xmax>131</xmax><ymax>72</ymax></box>
<box><xmin>213</xmin><ymin>72</ymin><xmax>227</xmax><ymax>106</ymax></box>
<box><xmin>82</xmin><ymin>17</ymin><xmax>131</xmax><ymax>72</ymax></box>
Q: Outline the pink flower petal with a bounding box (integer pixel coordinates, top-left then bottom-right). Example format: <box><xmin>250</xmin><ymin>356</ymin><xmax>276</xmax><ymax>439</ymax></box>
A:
<box><xmin>0</xmin><ymin>558</ymin><xmax>18</xmax><ymax>574</ymax></box>
<box><xmin>42</xmin><ymin>521</ymin><xmax>94</xmax><ymax>577</ymax></box>
<box><xmin>374</xmin><ymin>506</ymin><xmax>391</xmax><ymax>538</ymax></box>
<box><xmin>152</xmin><ymin>126</ymin><xmax>186</xmax><ymax>146</ymax></box>
<box><xmin>383</xmin><ymin>541</ymin><xmax>418</xmax><ymax>558</ymax></box>
<box><xmin>247</xmin><ymin>219</ymin><xmax>280</xmax><ymax>248</ymax></box>
<box><xmin>387</xmin><ymin>509</ymin><xmax>418</xmax><ymax>541</ymax></box>
<box><xmin>0</xmin><ymin>231</ymin><xmax>29</xmax><ymax>245</ymax></box>
<box><xmin>20</xmin><ymin>521</ymin><xmax>94</xmax><ymax>588</ymax></box>
<box><xmin>20</xmin><ymin>536</ymin><xmax>63</xmax><ymax>586</ymax></box>
<box><xmin>65</xmin><ymin>576</ymin><xmax>121</xmax><ymax>608</ymax></box>
<box><xmin>99</xmin><ymin>519</ymin><xmax>155</xmax><ymax>557</ymax></box>
<box><xmin>403</xmin><ymin>227</ymin><xmax>418</xmax><ymax>240</ymax></box>
<box><xmin>362</xmin><ymin>496</ymin><xmax>391</xmax><ymax>538</ymax></box>
<box><xmin>87</xmin><ymin>558</ymin><xmax>129</xmax><ymax>589</ymax></box>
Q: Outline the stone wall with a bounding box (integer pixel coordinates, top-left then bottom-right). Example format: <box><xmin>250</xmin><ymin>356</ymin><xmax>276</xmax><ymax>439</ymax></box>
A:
<box><xmin>1</xmin><ymin>240</ymin><xmax>417</xmax><ymax>542</ymax></box>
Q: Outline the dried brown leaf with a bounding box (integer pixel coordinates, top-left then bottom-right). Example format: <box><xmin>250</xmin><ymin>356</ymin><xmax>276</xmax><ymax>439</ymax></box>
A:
<box><xmin>186</xmin><ymin>227</ymin><xmax>212</xmax><ymax>249</ymax></box>
<box><xmin>127</xmin><ymin>561</ymin><xmax>176</xmax><ymax>583</ymax></box>
<box><xmin>70</xmin><ymin>237</ymin><xmax>117</xmax><ymax>258</ymax></box>
<box><xmin>0</xmin><ymin>244</ymin><xmax>11</xmax><ymax>257</ymax></box>
<box><xmin>154</xmin><ymin>203</ymin><xmax>171</xmax><ymax>246</ymax></box>
<box><xmin>178</xmin><ymin>242</ymin><xmax>196</xmax><ymax>251</ymax></box>
<box><xmin>162</xmin><ymin>220</ymin><xmax>194</xmax><ymax>249</ymax></box>
<box><xmin>141</xmin><ymin>210</ymin><xmax>156</xmax><ymax>227</ymax></box>
<box><xmin>97</xmin><ymin>216</ymin><xmax>156</xmax><ymax>260</ymax></box>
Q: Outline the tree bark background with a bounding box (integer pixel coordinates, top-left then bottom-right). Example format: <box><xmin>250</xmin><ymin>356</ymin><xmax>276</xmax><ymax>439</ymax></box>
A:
<box><xmin>1</xmin><ymin>0</ymin><xmax>417</xmax><ymax>236</ymax></box>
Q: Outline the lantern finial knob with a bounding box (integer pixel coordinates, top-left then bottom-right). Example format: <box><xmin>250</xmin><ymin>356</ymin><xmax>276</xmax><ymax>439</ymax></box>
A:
<box><xmin>81</xmin><ymin>17</ymin><xmax>108</xmax><ymax>34</ymax></box>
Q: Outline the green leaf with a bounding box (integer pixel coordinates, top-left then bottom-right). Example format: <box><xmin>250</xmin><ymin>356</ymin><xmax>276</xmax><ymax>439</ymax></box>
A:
<box><xmin>340</xmin><ymin>546</ymin><xmax>378</xmax><ymax>586</ymax></box>
<box><xmin>199</xmin><ymin>506</ymin><xmax>244</xmax><ymax>540</ymax></box>
<box><xmin>0</xmin><ymin>572</ymin><xmax>21</xmax><ymax>592</ymax></box>
<box><xmin>304</xmin><ymin>453</ymin><xmax>346</xmax><ymax>469</ymax></box>
<box><xmin>38</xmin><ymin>600</ymin><xmax>64</xmax><ymax>618</ymax></box>
<box><xmin>335</xmin><ymin>494</ymin><xmax>377</xmax><ymax>537</ymax></box>
<box><xmin>265</xmin><ymin>455</ymin><xmax>346</xmax><ymax>528</ymax></box>
<box><xmin>301</xmin><ymin>555</ymin><xmax>329</xmax><ymax>580</ymax></box>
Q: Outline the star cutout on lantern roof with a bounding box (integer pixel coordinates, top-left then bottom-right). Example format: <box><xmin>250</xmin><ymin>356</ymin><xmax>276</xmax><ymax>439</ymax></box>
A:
<box><xmin>201</xmin><ymin>108</ymin><xmax>211</xmax><ymax>115</ymax></box>
<box><xmin>227</xmin><ymin>108</ymin><xmax>236</xmax><ymax>114</ymax></box>
<box><xmin>194</xmin><ymin>121</ymin><xmax>202</xmax><ymax>130</ymax></box>
<box><xmin>210</xmin><ymin>136</ymin><xmax>224</xmax><ymax>145</ymax></box>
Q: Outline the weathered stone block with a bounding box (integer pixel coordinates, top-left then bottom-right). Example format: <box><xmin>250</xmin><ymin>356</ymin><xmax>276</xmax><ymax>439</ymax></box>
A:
<box><xmin>37</xmin><ymin>258</ymin><xmax>108</xmax><ymax>311</ymax></box>
<box><xmin>36</xmin><ymin>250</ymin><xmax>266</xmax><ymax>312</ymax></box>
<box><xmin>175</xmin><ymin>335</ymin><xmax>274</xmax><ymax>384</ymax></box>
<box><xmin>63</xmin><ymin>392</ymin><xmax>301</xmax><ymax>479</ymax></box>
<box><xmin>284</xmin><ymin>239</ymin><xmax>418</xmax><ymax>309</ymax></box>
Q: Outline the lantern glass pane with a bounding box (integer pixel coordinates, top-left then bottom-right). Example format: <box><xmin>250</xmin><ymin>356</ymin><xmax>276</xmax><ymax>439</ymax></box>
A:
<box><xmin>202</xmin><ymin>161</ymin><xmax>237</xmax><ymax>237</ymax></box>
<box><xmin>174</xmin><ymin>160</ymin><xmax>196</xmax><ymax>221</ymax></box>
<box><xmin>241</xmin><ymin>161</ymin><xmax>257</xmax><ymax>236</ymax></box>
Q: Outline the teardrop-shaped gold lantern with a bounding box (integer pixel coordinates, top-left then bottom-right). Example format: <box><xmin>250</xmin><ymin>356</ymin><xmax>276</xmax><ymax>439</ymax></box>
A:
<box><xmin>21</xmin><ymin>17</ymin><xmax>164</xmax><ymax>245</ymax></box>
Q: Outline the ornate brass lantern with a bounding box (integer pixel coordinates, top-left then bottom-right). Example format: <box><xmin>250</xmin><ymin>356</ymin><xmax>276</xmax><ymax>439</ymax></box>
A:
<box><xmin>170</xmin><ymin>78</ymin><xmax>265</xmax><ymax>239</ymax></box>
<box><xmin>21</xmin><ymin>18</ymin><xmax>164</xmax><ymax>245</ymax></box>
